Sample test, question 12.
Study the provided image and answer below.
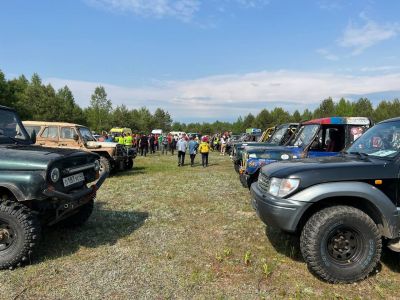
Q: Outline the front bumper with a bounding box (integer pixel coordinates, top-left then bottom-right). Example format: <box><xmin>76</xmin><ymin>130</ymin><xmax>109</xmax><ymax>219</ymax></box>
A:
<box><xmin>43</xmin><ymin>170</ymin><xmax>109</xmax><ymax>202</ymax></box>
<box><xmin>250</xmin><ymin>182</ymin><xmax>311</xmax><ymax>233</ymax></box>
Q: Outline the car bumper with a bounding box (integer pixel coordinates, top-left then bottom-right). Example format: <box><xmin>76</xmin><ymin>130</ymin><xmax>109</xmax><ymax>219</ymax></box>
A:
<box><xmin>43</xmin><ymin>170</ymin><xmax>108</xmax><ymax>202</ymax></box>
<box><xmin>250</xmin><ymin>182</ymin><xmax>311</xmax><ymax>233</ymax></box>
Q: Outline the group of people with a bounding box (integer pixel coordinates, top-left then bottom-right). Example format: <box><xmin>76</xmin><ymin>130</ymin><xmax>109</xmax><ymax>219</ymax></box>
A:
<box><xmin>210</xmin><ymin>133</ymin><xmax>232</xmax><ymax>155</ymax></box>
<box><xmin>176</xmin><ymin>135</ymin><xmax>210</xmax><ymax>167</ymax></box>
<box><xmin>97</xmin><ymin>131</ymin><xmax>236</xmax><ymax>167</ymax></box>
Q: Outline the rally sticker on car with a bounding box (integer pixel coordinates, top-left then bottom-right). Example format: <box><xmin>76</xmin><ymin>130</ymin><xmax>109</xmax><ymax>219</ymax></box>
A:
<box><xmin>63</xmin><ymin>172</ymin><xmax>85</xmax><ymax>187</ymax></box>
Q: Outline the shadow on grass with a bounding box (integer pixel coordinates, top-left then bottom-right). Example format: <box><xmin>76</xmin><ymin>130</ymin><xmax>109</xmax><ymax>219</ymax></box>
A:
<box><xmin>265</xmin><ymin>226</ymin><xmax>303</xmax><ymax>262</ymax></box>
<box><xmin>380</xmin><ymin>246</ymin><xmax>400</xmax><ymax>273</ymax></box>
<box><xmin>35</xmin><ymin>201</ymin><xmax>149</xmax><ymax>263</ymax></box>
<box><xmin>112</xmin><ymin>166</ymin><xmax>147</xmax><ymax>178</ymax></box>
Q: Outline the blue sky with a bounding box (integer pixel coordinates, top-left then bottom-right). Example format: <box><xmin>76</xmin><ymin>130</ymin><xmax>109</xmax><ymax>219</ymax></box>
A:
<box><xmin>1</xmin><ymin>0</ymin><xmax>400</xmax><ymax>122</ymax></box>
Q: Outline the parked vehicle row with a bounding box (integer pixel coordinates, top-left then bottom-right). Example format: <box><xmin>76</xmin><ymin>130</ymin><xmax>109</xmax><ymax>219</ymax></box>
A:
<box><xmin>23</xmin><ymin>121</ymin><xmax>135</xmax><ymax>175</ymax></box>
<box><xmin>239</xmin><ymin>117</ymin><xmax>371</xmax><ymax>188</ymax></box>
<box><xmin>231</xmin><ymin>124</ymin><xmax>297</xmax><ymax>173</ymax></box>
<box><xmin>234</xmin><ymin>116</ymin><xmax>400</xmax><ymax>283</ymax></box>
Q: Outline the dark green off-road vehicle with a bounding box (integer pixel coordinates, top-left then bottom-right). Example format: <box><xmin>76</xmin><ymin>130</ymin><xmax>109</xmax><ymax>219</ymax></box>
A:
<box><xmin>0</xmin><ymin>106</ymin><xmax>108</xmax><ymax>269</ymax></box>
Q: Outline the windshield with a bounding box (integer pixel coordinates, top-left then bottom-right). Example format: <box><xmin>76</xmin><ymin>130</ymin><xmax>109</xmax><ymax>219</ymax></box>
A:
<box><xmin>347</xmin><ymin>122</ymin><xmax>400</xmax><ymax>158</ymax></box>
<box><xmin>289</xmin><ymin>124</ymin><xmax>319</xmax><ymax>147</ymax></box>
<box><xmin>268</xmin><ymin>125</ymin><xmax>289</xmax><ymax>145</ymax></box>
<box><xmin>79</xmin><ymin>127</ymin><xmax>96</xmax><ymax>142</ymax></box>
<box><xmin>0</xmin><ymin>110</ymin><xmax>30</xmax><ymax>144</ymax></box>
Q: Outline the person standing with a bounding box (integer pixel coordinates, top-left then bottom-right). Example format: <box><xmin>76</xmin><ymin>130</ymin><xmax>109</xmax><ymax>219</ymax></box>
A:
<box><xmin>188</xmin><ymin>136</ymin><xmax>198</xmax><ymax>167</ymax></box>
<box><xmin>161</xmin><ymin>135</ymin><xmax>168</xmax><ymax>154</ymax></box>
<box><xmin>149</xmin><ymin>134</ymin><xmax>155</xmax><ymax>154</ymax></box>
<box><xmin>139</xmin><ymin>134</ymin><xmax>149</xmax><ymax>157</ymax></box>
<box><xmin>176</xmin><ymin>136</ymin><xmax>188</xmax><ymax>166</ymax></box>
<box><xmin>199</xmin><ymin>136</ymin><xmax>210</xmax><ymax>167</ymax></box>
<box><xmin>220</xmin><ymin>135</ymin><xmax>227</xmax><ymax>155</ymax></box>
<box><xmin>171</xmin><ymin>134</ymin><xmax>178</xmax><ymax>156</ymax></box>
<box><xmin>158</xmin><ymin>134</ymin><xmax>163</xmax><ymax>152</ymax></box>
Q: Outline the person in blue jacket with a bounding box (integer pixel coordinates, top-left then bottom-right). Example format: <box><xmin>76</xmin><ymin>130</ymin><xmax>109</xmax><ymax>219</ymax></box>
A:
<box><xmin>188</xmin><ymin>136</ymin><xmax>199</xmax><ymax>167</ymax></box>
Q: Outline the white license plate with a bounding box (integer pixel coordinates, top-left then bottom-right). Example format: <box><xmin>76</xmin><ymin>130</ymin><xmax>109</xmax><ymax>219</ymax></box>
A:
<box><xmin>63</xmin><ymin>172</ymin><xmax>85</xmax><ymax>187</ymax></box>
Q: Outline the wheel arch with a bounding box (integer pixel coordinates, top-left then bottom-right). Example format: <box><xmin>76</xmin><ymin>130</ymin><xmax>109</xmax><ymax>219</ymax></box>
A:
<box><xmin>291</xmin><ymin>182</ymin><xmax>399</xmax><ymax>239</ymax></box>
<box><xmin>297</xmin><ymin>196</ymin><xmax>387</xmax><ymax>235</ymax></box>
<box><xmin>0</xmin><ymin>184</ymin><xmax>25</xmax><ymax>202</ymax></box>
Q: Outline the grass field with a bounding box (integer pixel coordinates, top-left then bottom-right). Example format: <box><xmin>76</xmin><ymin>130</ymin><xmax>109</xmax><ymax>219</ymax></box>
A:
<box><xmin>1</xmin><ymin>152</ymin><xmax>400</xmax><ymax>299</ymax></box>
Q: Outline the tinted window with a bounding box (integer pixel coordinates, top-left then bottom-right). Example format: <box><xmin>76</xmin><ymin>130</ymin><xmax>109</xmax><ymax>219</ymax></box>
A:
<box><xmin>0</xmin><ymin>110</ymin><xmax>30</xmax><ymax>143</ymax></box>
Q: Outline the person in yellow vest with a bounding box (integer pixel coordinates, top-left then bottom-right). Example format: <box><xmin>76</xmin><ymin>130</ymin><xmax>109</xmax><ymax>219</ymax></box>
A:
<box><xmin>118</xmin><ymin>134</ymin><xmax>125</xmax><ymax>145</ymax></box>
<box><xmin>199</xmin><ymin>136</ymin><xmax>210</xmax><ymax>167</ymax></box>
<box><xmin>124</xmin><ymin>134</ymin><xmax>133</xmax><ymax>148</ymax></box>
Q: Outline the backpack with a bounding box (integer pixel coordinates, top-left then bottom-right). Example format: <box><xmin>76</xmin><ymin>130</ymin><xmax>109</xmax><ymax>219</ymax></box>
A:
<box><xmin>200</xmin><ymin>142</ymin><xmax>209</xmax><ymax>153</ymax></box>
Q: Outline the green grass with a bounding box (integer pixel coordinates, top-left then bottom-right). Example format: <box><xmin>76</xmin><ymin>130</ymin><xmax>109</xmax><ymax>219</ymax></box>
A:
<box><xmin>1</xmin><ymin>152</ymin><xmax>400</xmax><ymax>299</ymax></box>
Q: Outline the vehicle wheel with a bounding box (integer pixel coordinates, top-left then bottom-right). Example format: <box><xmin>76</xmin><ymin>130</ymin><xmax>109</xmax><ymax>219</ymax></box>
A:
<box><xmin>125</xmin><ymin>158</ymin><xmax>133</xmax><ymax>170</ymax></box>
<box><xmin>300</xmin><ymin>206</ymin><xmax>381</xmax><ymax>283</ymax></box>
<box><xmin>99</xmin><ymin>156</ymin><xmax>111</xmax><ymax>175</ymax></box>
<box><xmin>239</xmin><ymin>174</ymin><xmax>249</xmax><ymax>188</ymax></box>
<box><xmin>0</xmin><ymin>200</ymin><xmax>41</xmax><ymax>269</ymax></box>
<box><xmin>247</xmin><ymin>174</ymin><xmax>257</xmax><ymax>190</ymax></box>
<box><xmin>57</xmin><ymin>198</ymin><xmax>94</xmax><ymax>228</ymax></box>
<box><xmin>234</xmin><ymin>163</ymin><xmax>240</xmax><ymax>173</ymax></box>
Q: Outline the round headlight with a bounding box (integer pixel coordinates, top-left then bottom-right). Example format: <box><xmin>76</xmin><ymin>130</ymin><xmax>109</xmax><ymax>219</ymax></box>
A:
<box><xmin>50</xmin><ymin>168</ymin><xmax>60</xmax><ymax>183</ymax></box>
<box><xmin>94</xmin><ymin>160</ymin><xmax>100</xmax><ymax>171</ymax></box>
<box><xmin>281</xmin><ymin>154</ymin><xmax>290</xmax><ymax>160</ymax></box>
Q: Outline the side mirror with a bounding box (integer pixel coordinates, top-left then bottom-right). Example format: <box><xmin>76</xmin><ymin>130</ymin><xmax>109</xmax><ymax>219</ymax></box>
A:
<box><xmin>31</xmin><ymin>130</ymin><xmax>37</xmax><ymax>144</ymax></box>
<box><xmin>73</xmin><ymin>134</ymin><xmax>79</xmax><ymax>141</ymax></box>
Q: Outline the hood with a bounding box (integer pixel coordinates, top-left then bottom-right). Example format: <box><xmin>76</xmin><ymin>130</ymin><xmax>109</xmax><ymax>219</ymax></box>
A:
<box><xmin>0</xmin><ymin>144</ymin><xmax>91</xmax><ymax>171</ymax></box>
<box><xmin>237</xmin><ymin>142</ymin><xmax>277</xmax><ymax>149</ymax></box>
<box><xmin>245</xmin><ymin>145</ymin><xmax>301</xmax><ymax>154</ymax></box>
<box><xmin>87</xmin><ymin>141</ymin><xmax>117</xmax><ymax>148</ymax></box>
<box><xmin>261</xmin><ymin>154</ymin><xmax>395</xmax><ymax>188</ymax></box>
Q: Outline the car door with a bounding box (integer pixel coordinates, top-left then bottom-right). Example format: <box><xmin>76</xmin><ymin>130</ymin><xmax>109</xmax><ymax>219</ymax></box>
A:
<box><xmin>308</xmin><ymin>126</ymin><xmax>343</xmax><ymax>158</ymax></box>
<box><xmin>59</xmin><ymin>126</ymin><xmax>80</xmax><ymax>149</ymax></box>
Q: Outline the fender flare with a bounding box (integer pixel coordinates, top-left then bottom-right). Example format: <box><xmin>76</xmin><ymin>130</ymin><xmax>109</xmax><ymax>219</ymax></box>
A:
<box><xmin>291</xmin><ymin>181</ymin><xmax>399</xmax><ymax>238</ymax></box>
<box><xmin>0</xmin><ymin>183</ymin><xmax>26</xmax><ymax>201</ymax></box>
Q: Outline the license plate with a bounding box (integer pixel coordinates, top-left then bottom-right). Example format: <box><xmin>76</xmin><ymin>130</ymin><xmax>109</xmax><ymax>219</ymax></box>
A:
<box><xmin>63</xmin><ymin>172</ymin><xmax>85</xmax><ymax>187</ymax></box>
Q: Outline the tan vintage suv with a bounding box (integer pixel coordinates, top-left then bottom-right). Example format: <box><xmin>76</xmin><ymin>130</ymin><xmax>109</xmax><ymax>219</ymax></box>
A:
<box><xmin>23</xmin><ymin>121</ymin><xmax>134</xmax><ymax>175</ymax></box>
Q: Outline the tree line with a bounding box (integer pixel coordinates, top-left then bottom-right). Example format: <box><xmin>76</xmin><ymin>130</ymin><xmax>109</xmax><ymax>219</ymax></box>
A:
<box><xmin>1</xmin><ymin>70</ymin><xmax>400</xmax><ymax>135</ymax></box>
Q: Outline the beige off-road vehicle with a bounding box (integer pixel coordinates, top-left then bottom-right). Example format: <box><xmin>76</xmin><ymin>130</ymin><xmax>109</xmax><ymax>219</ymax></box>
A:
<box><xmin>23</xmin><ymin>121</ymin><xmax>135</xmax><ymax>175</ymax></box>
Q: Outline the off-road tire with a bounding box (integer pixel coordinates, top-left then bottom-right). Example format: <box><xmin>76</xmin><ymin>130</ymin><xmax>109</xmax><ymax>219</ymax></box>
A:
<box><xmin>300</xmin><ymin>205</ymin><xmax>381</xmax><ymax>283</ymax></box>
<box><xmin>234</xmin><ymin>163</ymin><xmax>240</xmax><ymax>173</ymax></box>
<box><xmin>239</xmin><ymin>173</ymin><xmax>249</xmax><ymax>188</ymax></box>
<box><xmin>125</xmin><ymin>158</ymin><xmax>133</xmax><ymax>170</ymax></box>
<box><xmin>57</xmin><ymin>198</ymin><xmax>94</xmax><ymax>228</ymax></box>
<box><xmin>0</xmin><ymin>200</ymin><xmax>41</xmax><ymax>269</ymax></box>
<box><xmin>100</xmin><ymin>156</ymin><xmax>111</xmax><ymax>176</ymax></box>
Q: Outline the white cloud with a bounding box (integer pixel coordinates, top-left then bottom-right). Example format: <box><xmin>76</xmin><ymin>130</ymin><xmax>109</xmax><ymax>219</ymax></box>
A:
<box><xmin>316</xmin><ymin>48</ymin><xmax>339</xmax><ymax>61</ymax></box>
<box><xmin>360</xmin><ymin>65</ymin><xmax>400</xmax><ymax>72</ymax></box>
<box><xmin>85</xmin><ymin>0</ymin><xmax>201</xmax><ymax>21</ymax></box>
<box><xmin>45</xmin><ymin>70</ymin><xmax>400</xmax><ymax>121</ymax></box>
<box><xmin>338</xmin><ymin>19</ymin><xmax>400</xmax><ymax>55</ymax></box>
<box><xmin>85</xmin><ymin>0</ymin><xmax>269</xmax><ymax>22</ymax></box>
<box><xmin>234</xmin><ymin>0</ymin><xmax>269</xmax><ymax>8</ymax></box>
